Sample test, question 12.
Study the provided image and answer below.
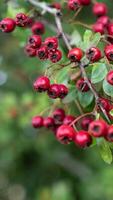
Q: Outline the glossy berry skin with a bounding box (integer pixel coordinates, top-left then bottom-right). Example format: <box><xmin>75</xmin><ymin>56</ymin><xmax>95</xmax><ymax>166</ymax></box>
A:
<box><xmin>104</xmin><ymin>45</ymin><xmax>113</xmax><ymax>61</ymax></box>
<box><xmin>68</xmin><ymin>48</ymin><xmax>83</xmax><ymax>62</ymax></box>
<box><xmin>92</xmin><ymin>23</ymin><xmax>104</xmax><ymax>35</ymax></box>
<box><xmin>99</xmin><ymin>98</ymin><xmax>111</xmax><ymax>112</ymax></box>
<box><xmin>97</xmin><ymin>16</ymin><xmax>109</xmax><ymax>27</ymax></box>
<box><xmin>107</xmin><ymin>24</ymin><xmax>113</xmax><ymax>35</ymax></box>
<box><xmin>76</xmin><ymin>78</ymin><xmax>90</xmax><ymax>92</ymax></box>
<box><xmin>32</xmin><ymin>116</ymin><xmax>43</xmax><ymax>128</ymax></box>
<box><xmin>28</xmin><ymin>35</ymin><xmax>42</xmax><ymax>49</ymax></box>
<box><xmin>92</xmin><ymin>3</ymin><xmax>107</xmax><ymax>17</ymax></box>
<box><xmin>106</xmin><ymin>70</ymin><xmax>113</xmax><ymax>85</ymax></box>
<box><xmin>33</xmin><ymin>76</ymin><xmax>50</xmax><ymax>92</ymax></box>
<box><xmin>63</xmin><ymin>115</ymin><xmax>75</xmax><ymax>125</ymax></box>
<box><xmin>31</xmin><ymin>22</ymin><xmax>45</xmax><ymax>35</ymax></box>
<box><xmin>79</xmin><ymin>0</ymin><xmax>90</xmax><ymax>6</ymax></box>
<box><xmin>68</xmin><ymin>0</ymin><xmax>81</xmax><ymax>11</ymax></box>
<box><xmin>53</xmin><ymin>108</ymin><xmax>65</xmax><ymax>124</ymax></box>
<box><xmin>24</xmin><ymin>44</ymin><xmax>36</xmax><ymax>57</ymax></box>
<box><xmin>15</xmin><ymin>13</ymin><xmax>28</xmax><ymax>27</ymax></box>
<box><xmin>36</xmin><ymin>46</ymin><xmax>48</xmax><ymax>60</ymax></box>
<box><xmin>49</xmin><ymin>49</ymin><xmax>62</xmax><ymax>63</ymax></box>
<box><xmin>50</xmin><ymin>2</ymin><xmax>61</xmax><ymax>10</ymax></box>
<box><xmin>44</xmin><ymin>37</ymin><xmax>58</xmax><ymax>51</ymax></box>
<box><xmin>56</xmin><ymin>125</ymin><xmax>75</xmax><ymax>144</ymax></box>
<box><xmin>0</xmin><ymin>18</ymin><xmax>16</xmax><ymax>33</ymax></box>
<box><xmin>88</xmin><ymin>120</ymin><xmax>108</xmax><ymax>138</ymax></box>
<box><xmin>104</xmin><ymin>125</ymin><xmax>113</xmax><ymax>142</ymax></box>
<box><xmin>43</xmin><ymin>117</ymin><xmax>55</xmax><ymax>129</ymax></box>
<box><xmin>74</xmin><ymin>130</ymin><xmax>92</xmax><ymax>148</ymax></box>
<box><xmin>86</xmin><ymin>47</ymin><xmax>101</xmax><ymax>62</ymax></box>
<box><xmin>47</xmin><ymin>84</ymin><xmax>60</xmax><ymax>99</ymax></box>
<box><xmin>58</xmin><ymin>84</ymin><xmax>68</xmax><ymax>99</ymax></box>
<box><xmin>81</xmin><ymin>117</ymin><xmax>93</xmax><ymax>131</ymax></box>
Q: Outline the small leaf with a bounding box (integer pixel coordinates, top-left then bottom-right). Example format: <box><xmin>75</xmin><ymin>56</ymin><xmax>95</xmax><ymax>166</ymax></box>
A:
<box><xmin>70</xmin><ymin>30</ymin><xmax>82</xmax><ymax>46</ymax></box>
<box><xmin>98</xmin><ymin>139</ymin><xmax>112</xmax><ymax>164</ymax></box>
<box><xmin>109</xmin><ymin>109</ymin><xmax>113</xmax><ymax>116</ymax></box>
<box><xmin>83</xmin><ymin>30</ymin><xmax>93</xmax><ymax>42</ymax></box>
<box><xmin>63</xmin><ymin>87</ymin><xmax>77</xmax><ymax>104</ymax></box>
<box><xmin>91</xmin><ymin>63</ymin><xmax>108</xmax><ymax>84</ymax></box>
<box><xmin>77</xmin><ymin>91</ymin><xmax>94</xmax><ymax>108</ymax></box>
<box><xmin>103</xmin><ymin>79</ymin><xmax>113</xmax><ymax>97</ymax></box>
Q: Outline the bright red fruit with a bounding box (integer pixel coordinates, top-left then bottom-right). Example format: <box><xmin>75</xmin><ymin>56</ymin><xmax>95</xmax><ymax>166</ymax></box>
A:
<box><xmin>47</xmin><ymin>84</ymin><xmax>60</xmax><ymax>99</ymax></box>
<box><xmin>53</xmin><ymin>108</ymin><xmax>65</xmax><ymax>124</ymax></box>
<box><xmin>88</xmin><ymin>120</ymin><xmax>108</xmax><ymax>137</ymax></box>
<box><xmin>92</xmin><ymin>23</ymin><xmax>104</xmax><ymax>34</ymax></box>
<box><xmin>104</xmin><ymin>125</ymin><xmax>113</xmax><ymax>142</ymax></box>
<box><xmin>36</xmin><ymin>46</ymin><xmax>48</xmax><ymax>60</ymax></box>
<box><xmin>31</xmin><ymin>22</ymin><xmax>45</xmax><ymax>35</ymax></box>
<box><xmin>15</xmin><ymin>13</ymin><xmax>28</xmax><ymax>27</ymax></box>
<box><xmin>33</xmin><ymin>76</ymin><xmax>50</xmax><ymax>92</ymax></box>
<box><xmin>74</xmin><ymin>130</ymin><xmax>92</xmax><ymax>148</ymax></box>
<box><xmin>93</xmin><ymin>3</ymin><xmax>107</xmax><ymax>16</ymax></box>
<box><xmin>76</xmin><ymin>78</ymin><xmax>90</xmax><ymax>92</ymax></box>
<box><xmin>79</xmin><ymin>0</ymin><xmax>90</xmax><ymax>6</ymax></box>
<box><xmin>86</xmin><ymin>47</ymin><xmax>101</xmax><ymax>62</ymax></box>
<box><xmin>58</xmin><ymin>84</ymin><xmax>68</xmax><ymax>99</ymax></box>
<box><xmin>44</xmin><ymin>37</ymin><xmax>58</xmax><ymax>50</ymax></box>
<box><xmin>68</xmin><ymin>48</ymin><xmax>83</xmax><ymax>62</ymax></box>
<box><xmin>43</xmin><ymin>117</ymin><xmax>55</xmax><ymax>129</ymax></box>
<box><xmin>81</xmin><ymin>117</ymin><xmax>93</xmax><ymax>131</ymax></box>
<box><xmin>24</xmin><ymin>44</ymin><xmax>36</xmax><ymax>57</ymax></box>
<box><xmin>32</xmin><ymin>116</ymin><xmax>43</xmax><ymax>128</ymax></box>
<box><xmin>49</xmin><ymin>49</ymin><xmax>62</xmax><ymax>63</ymax></box>
<box><xmin>0</xmin><ymin>18</ymin><xmax>16</xmax><ymax>32</ymax></box>
<box><xmin>68</xmin><ymin>0</ymin><xmax>81</xmax><ymax>11</ymax></box>
<box><xmin>63</xmin><ymin>115</ymin><xmax>75</xmax><ymax>125</ymax></box>
<box><xmin>28</xmin><ymin>35</ymin><xmax>42</xmax><ymax>48</ymax></box>
<box><xmin>106</xmin><ymin>70</ymin><xmax>113</xmax><ymax>85</ymax></box>
<box><xmin>105</xmin><ymin>45</ymin><xmax>113</xmax><ymax>61</ymax></box>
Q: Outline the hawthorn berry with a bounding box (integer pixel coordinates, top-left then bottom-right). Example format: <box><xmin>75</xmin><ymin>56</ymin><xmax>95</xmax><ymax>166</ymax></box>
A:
<box><xmin>92</xmin><ymin>23</ymin><xmax>104</xmax><ymax>34</ymax></box>
<box><xmin>43</xmin><ymin>117</ymin><xmax>55</xmax><ymax>129</ymax></box>
<box><xmin>88</xmin><ymin>120</ymin><xmax>108</xmax><ymax>137</ymax></box>
<box><xmin>47</xmin><ymin>84</ymin><xmax>60</xmax><ymax>99</ymax></box>
<box><xmin>104</xmin><ymin>125</ymin><xmax>113</xmax><ymax>142</ymax></box>
<box><xmin>56</xmin><ymin>124</ymin><xmax>75</xmax><ymax>144</ymax></box>
<box><xmin>28</xmin><ymin>35</ymin><xmax>42</xmax><ymax>48</ymax></box>
<box><xmin>68</xmin><ymin>0</ymin><xmax>81</xmax><ymax>11</ymax></box>
<box><xmin>31</xmin><ymin>22</ymin><xmax>45</xmax><ymax>35</ymax></box>
<box><xmin>0</xmin><ymin>18</ymin><xmax>16</xmax><ymax>33</ymax></box>
<box><xmin>86</xmin><ymin>47</ymin><xmax>101</xmax><ymax>62</ymax></box>
<box><xmin>81</xmin><ymin>117</ymin><xmax>93</xmax><ymax>131</ymax></box>
<box><xmin>74</xmin><ymin>130</ymin><xmax>92</xmax><ymax>148</ymax></box>
<box><xmin>107</xmin><ymin>24</ymin><xmax>113</xmax><ymax>35</ymax></box>
<box><xmin>79</xmin><ymin>0</ymin><xmax>90</xmax><ymax>6</ymax></box>
<box><xmin>97</xmin><ymin>16</ymin><xmax>109</xmax><ymax>27</ymax></box>
<box><xmin>33</xmin><ymin>76</ymin><xmax>50</xmax><ymax>92</ymax></box>
<box><xmin>15</xmin><ymin>13</ymin><xmax>28</xmax><ymax>27</ymax></box>
<box><xmin>58</xmin><ymin>84</ymin><xmax>68</xmax><ymax>99</ymax></box>
<box><xmin>63</xmin><ymin>115</ymin><xmax>75</xmax><ymax>125</ymax></box>
<box><xmin>92</xmin><ymin>3</ymin><xmax>107</xmax><ymax>17</ymax></box>
<box><xmin>32</xmin><ymin>116</ymin><xmax>43</xmax><ymax>128</ymax></box>
<box><xmin>36</xmin><ymin>46</ymin><xmax>48</xmax><ymax>60</ymax></box>
<box><xmin>104</xmin><ymin>45</ymin><xmax>113</xmax><ymax>61</ymax></box>
<box><xmin>49</xmin><ymin>49</ymin><xmax>62</xmax><ymax>63</ymax></box>
<box><xmin>50</xmin><ymin>2</ymin><xmax>61</xmax><ymax>10</ymax></box>
<box><xmin>24</xmin><ymin>44</ymin><xmax>36</xmax><ymax>57</ymax></box>
<box><xmin>44</xmin><ymin>37</ymin><xmax>58</xmax><ymax>51</ymax></box>
<box><xmin>53</xmin><ymin>108</ymin><xmax>65</xmax><ymax>124</ymax></box>
<box><xmin>99</xmin><ymin>98</ymin><xmax>111</xmax><ymax>112</ymax></box>
<box><xmin>76</xmin><ymin>78</ymin><xmax>90</xmax><ymax>92</ymax></box>
<box><xmin>106</xmin><ymin>70</ymin><xmax>113</xmax><ymax>85</ymax></box>
<box><xmin>68</xmin><ymin>48</ymin><xmax>83</xmax><ymax>62</ymax></box>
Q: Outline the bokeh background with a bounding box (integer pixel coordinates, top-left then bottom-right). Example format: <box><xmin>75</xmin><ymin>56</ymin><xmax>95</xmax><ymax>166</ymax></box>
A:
<box><xmin>0</xmin><ymin>0</ymin><xmax>113</xmax><ymax>200</ymax></box>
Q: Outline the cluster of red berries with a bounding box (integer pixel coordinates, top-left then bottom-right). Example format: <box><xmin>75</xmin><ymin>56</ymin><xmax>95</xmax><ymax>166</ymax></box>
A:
<box><xmin>33</xmin><ymin>76</ymin><xmax>68</xmax><ymax>99</ymax></box>
<box><xmin>68</xmin><ymin>0</ymin><xmax>91</xmax><ymax>11</ymax></box>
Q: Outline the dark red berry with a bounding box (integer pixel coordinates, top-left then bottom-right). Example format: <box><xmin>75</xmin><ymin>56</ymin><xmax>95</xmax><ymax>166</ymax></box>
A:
<box><xmin>58</xmin><ymin>84</ymin><xmax>68</xmax><ymax>99</ymax></box>
<box><xmin>107</xmin><ymin>24</ymin><xmax>113</xmax><ymax>35</ymax></box>
<box><xmin>44</xmin><ymin>37</ymin><xmax>58</xmax><ymax>50</ymax></box>
<box><xmin>50</xmin><ymin>2</ymin><xmax>61</xmax><ymax>10</ymax></box>
<box><xmin>92</xmin><ymin>23</ymin><xmax>104</xmax><ymax>34</ymax></box>
<box><xmin>81</xmin><ymin>117</ymin><xmax>93</xmax><ymax>131</ymax></box>
<box><xmin>36</xmin><ymin>45</ymin><xmax>48</xmax><ymax>60</ymax></box>
<box><xmin>31</xmin><ymin>22</ymin><xmax>45</xmax><ymax>35</ymax></box>
<box><xmin>99</xmin><ymin>98</ymin><xmax>111</xmax><ymax>111</ymax></box>
<box><xmin>76</xmin><ymin>78</ymin><xmax>90</xmax><ymax>92</ymax></box>
<box><xmin>43</xmin><ymin>117</ymin><xmax>55</xmax><ymax>129</ymax></box>
<box><xmin>68</xmin><ymin>0</ymin><xmax>81</xmax><ymax>11</ymax></box>
<box><xmin>32</xmin><ymin>116</ymin><xmax>43</xmax><ymax>128</ymax></box>
<box><xmin>106</xmin><ymin>70</ymin><xmax>113</xmax><ymax>85</ymax></box>
<box><xmin>24</xmin><ymin>44</ymin><xmax>36</xmax><ymax>57</ymax></box>
<box><xmin>68</xmin><ymin>48</ymin><xmax>83</xmax><ymax>62</ymax></box>
<box><xmin>97</xmin><ymin>16</ymin><xmax>109</xmax><ymax>27</ymax></box>
<box><xmin>74</xmin><ymin>130</ymin><xmax>92</xmax><ymax>148</ymax></box>
<box><xmin>86</xmin><ymin>47</ymin><xmax>101</xmax><ymax>62</ymax></box>
<box><xmin>93</xmin><ymin>3</ymin><xmax>107</xmax><ymax>17</ymax></box>
<box><xmin>63</xmin><ymin>115</ymin><xmax>75</xmax><ymax>125</ymax></box>
<box><xmin>26</xmin><ymin>17</ymin><xmax>34</xmax><ymax>27</ymax></box>
<box><xmin>56</xmin><ymin>124</ymin><xmax>76</xmax><ymax>144</ymax></box>
<box><xmin>33</xmin><ymin>76</ymin><xmax>50</xmax><ymax>92</ymax></box>
<box><xmin>104</xmin><ymin>125</ymin><xmax>113</xmax><ymax>142</ymax></box>
<box><xmin>88</xmin><ymin>120</ymin><xmax>108</xmax><ymax>137</ymax></box>
<box><xmin>79</xmin><ymin>0</ymin><xmax>90</xmax><ymax>6</ymax></box>
<box><xmin>28</xmin><ymin>35</ymin><xmax>42</xmax><ymax>48</ymax></box>
<box><xmin>49</xmin><ymin>49</ymin><xmax>62</xmax><ymax>63</ymax></box>
<box><xmin>47</xmin><ymin>84</ymin><xmax>60</xmax><ymax>99</ymax></box>
<box><xmin>104</xmin><ymin>45</ymin><xmax>113</xmax><ymax>61</ymax></box>
<box><xmin>53</xmin><ymin>108</ymin><xmax>65</xmax><ymax>124</ymax></box>
<box><xmin>15</xmin><ymin>13</ymin><xmax>28</xmax><ymax>27</ymax></box>
<box><xmin>0</xmin><ymin>18</ymin><xmax>16</xmax><ymax>33</ymax></box>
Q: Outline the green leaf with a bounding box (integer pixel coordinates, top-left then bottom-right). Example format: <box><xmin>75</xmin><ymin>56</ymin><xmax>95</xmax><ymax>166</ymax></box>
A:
<box><xmin>103</xmin><ymin>79</ymin><xmax>113</xmax><ymax>97</ymax></box>
<box><xmin>98</xmin><ymin>139</ymin><xmax>112</xmax><ymax>164</ymax></box>
<box><xmin>91</xmin><ymin>63</ymin><xmax>108</xmax><ymax>84</ymax></box>
<box><xmin>77</xmin><ymin>91</ymin><xmax>94</xmax><ymax>108</ymax></box>
<box><xmin>83</xmin><ymin>30</ymin><xmax>93</xmax><ymax>43</ymax></box>
<box><xmin>109</xmin><ymin>109</ymin><xmax>113</xmax><ymax>116</ymax></box>
<box><xmin>70</xmin><ymin>30</ymin><xmax>82</xmax><ymax>46</ymax></box>
<box><xmin>63</xmin><ymin>87</ymin><xmax>77</xmax><ymax>104</ymax></box>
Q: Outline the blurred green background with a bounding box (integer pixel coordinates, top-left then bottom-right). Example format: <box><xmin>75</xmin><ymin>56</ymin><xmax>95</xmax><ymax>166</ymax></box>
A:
<box><xmin>0</xmin><ymin>0</ymin><xmax>113</xmax><ymax>200</ymax></box>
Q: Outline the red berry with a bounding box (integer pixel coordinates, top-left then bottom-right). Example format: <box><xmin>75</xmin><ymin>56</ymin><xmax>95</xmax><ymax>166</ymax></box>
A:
<box><xmin>26</xmin><ymin>17</ymin><xmax>34</xmax><ymax>27</ymax></box>
<box><xmin>33</xmin><ymin>76</ymin><xmax>50</xmax><ymax>92</ymax></box>
<box><xmin>104</xmin><ymin>125</ymin><xmax>113</xmax><ymax>142</ymax></box>
<box><xmin>53</xmin><ymin>108</ymin><xmax>65</xmax><ymax>124</ymax></box>
<box><xmin>81</xmin><ymin>117</ymin><xmax>93</xmax><ymax>131</ymax></box>
<box><xmin>97</xmin><ymin>16</ymin><xmax>109</xmax><ymax>27</ymax></box>
<box><xmin>24</xmin><ymin>44</ymin><xmax>36</xmax><ymax>57</ymax></box>
<box><xmin>93</xmin><ymin>3</ymin><xmax>107</xmax><ymax>17</ymax></box>
<box><xmin>43</xmin><ymin>117</ymin><xmax>55</xmax><ymax>129</ymax></box>
<box><xmin>92</xmin><ymin>23</ymin><xmax>104</xmax><ymax>34</ymax></box>
<box><xmin>28</xmin><ymin>35</ymin><xmax>42</xmax><ymax>48</ymax></box>
<box><xmin>32</xmin><ymin>116</ymin><xmax>43</xmax><ymax>128</ymax></box>
<box><xmin>74</xmin><ymin>130</ymin><xmax>92</xmax><ymax>148</ymax></box>
<box><xmin>50</xmin><ymin>2</ymin><xmax>61</xmax><ymax>10</ymax></box>
<box><xmin>63</xmin><ymin>115</ymin><xmax>75</xmax><ymax>125</ymax></box>
<box><xmin>88</xmin><ymin>120</ymin><xmax>108</xmax><ymax>137</ymax></box>
<box><xmin>44</xmin><ymin>37</ymin><xmax>58</xmax><ymax>50</ymax></box>
<box><xmin>68</xmin><ymin>0</ymin><xmax>81</xmax><ymax>11</ymax></box>
<box><xmin>58</xmin><ymin>84</ymin><xmax>68</xmax><ymax>99</ymax></box>
<box><xmin>47</xmin><ymin>84</ymin><xmax>60</xmax><ymax>99</ymax></box>
<box><xmin>0</xmin><ymin>18</ymin><xmax>16</xmax><ymax>33</ymax></box>
<box><xmin>76</xmin><ymin>78</ymin><xmax>90</xmax><ymax>92</ymax></box>
<box><xmin>56</xmin><ymin>125</ymin><xmax>76</xmax><ymax>144</ymax></box>
<box><xmin>36</xmin><ymin>46</ymin><xmax>48</xmax><ymax>60</ymax></box>
<box><xmin>107</xmin><ymin>24</ymin><xmax>113</xmax><ymax>35</ymax></box>
<box><xmin>49</xmin><ymin>49</ymin><xmax>62</xmax><ymax>63</ymax></box>
<box><xmin>86</xmin><ymin>47</ymin><xmax>101</xmax><ymax>62</ymax></box>
<box><xmin>106</xmin><ymin>70</ymin><xmax>113</xmax><ymax>85</ymax></box>
<box><xmin>99</xmin><ymin>98</ymin><xmax>111</xmax><ymax>112</ymax></box>
<box><xmin>31</xmin><ymin>22</ymin><xmax>45</xmax><ymax>35</ymax></box>
<box><xmin>68</xmin><ymin>48</ymin><xmax>83</xmax><ymax>62</ymax></box>
<box><xmin>15</xmin><ymin>13</ymin><xmax>28</xmax><ymax>27</ymax></box>
<box><xmin>104</xmin><ymin>45</ymin><xmax>113</xmax><ymax>61</ymax></box>
<box><xmin>79</xmin><ymin>0</ymin><xmax>90</xmax><ymax>6</ymax></box>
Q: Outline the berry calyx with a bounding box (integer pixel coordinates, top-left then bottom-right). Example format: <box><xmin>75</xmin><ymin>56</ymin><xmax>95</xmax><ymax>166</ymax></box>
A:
<box><xmin>63</xmin><ymin>115</ymin><xmax>75</xmax><ymax>125</ymax></box>
<box><xmin>106</xmin><ymin>70</ymin><xmax>113</xmax><ymax>85</ymax></box>
<box><xmin>32</xmin><ymin>116</ymin><xmax>43</xmax><ymax>128</ymax></box>
<box><xmin>47</xmin><ymin>84</ymin><xmax>60</xmax><ymax>99</ymax></box>
<box><xmin>88</xmin><ymin>120</ymin><xmax>108</xmax><ymax>137</ymax></box>
<box><xmin>33</xmin><ymin>76</ymin><xmax>50</xmax><ymax>92</ymax></box>
<box><xmin>68</xmin><ymin>0</ymin><xmax>81</xmax><ymax>11</ymax></box>
<box><xmin>81</xmin><ymin>117</ymin><xmax>93</xmax><ymax>131</ymax></box>
<box><xmin>93</xmin><ymin>3</ymin><xmax>107</xmax><ymax>17</ymax></box>
<box><xmin>58</xmin><ymin>84</ymin><xmax>68</xmax><ymax>99</ymax></box>
<box><xmin>104</xmin><ymin>45</ymin><xmax>113</xmax><ymax>61</ymax></box>
<box><xmin>68</xmin><ymin>48</ymin><xmax>83</xmax><ymax>62</ymax></box>
<box><xmin>31</xmin><ymin>22</ymin><xmax>45</xmax><ymax>35</ymax></box>
<box><xmin>86</xmin><ymin>47</ymin><xmax>101</xmax><ymax>62</ymax></box>
<box><xmin>44</xmin><ymin>37</ymin><xmax>58</xmax><ymax>50</ymax></box>
<box><xmin>0</xmin><ymin>18</ymin><xmax>16</xmax><ymax>33</ymax></box>
<box><xmin>76</xmin><ymin>78</ymin><xmax>90</xmax><ymax>92</ymax></box>
<box><xmin>24</xmin><ymin>44</ymin><xmax>36</xmax><ymax>57</ymax></box>
<box><xmin>74</xmin><ymin>130</ymin><xmax>92</xmax><ymax>148</ymax></box>
<box><xmin>53</xmin><ymin>108</ymin><xmax>65</xmax><ymax>124</ymax></box>
<box><xmin>49</xmin><ymin>49</ymin><xmax>62</xmax><ymax>63</ymax></box>
<box><xmin>28</xmin><ymin>35</ymin><xmax>42</xmax><ymax>48</ymax></box>
<box><xmin>43</xmin><ymin>117</ymin><xmax>55</xmax><ymax>129</ymax></box>
<box><xmin>15</xmin><ymin>13</ymin><xmax>28</xmax><ymax>27</ymax></box>
<box><xmin>36</xmin><ymin>46</ymin><xmax>48</xmax><ymax>60</ymax></box>
<box><xmin>104</xmin><ymin>125</ymin><xmax>113</xmax><ymax>142</ymax></box>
